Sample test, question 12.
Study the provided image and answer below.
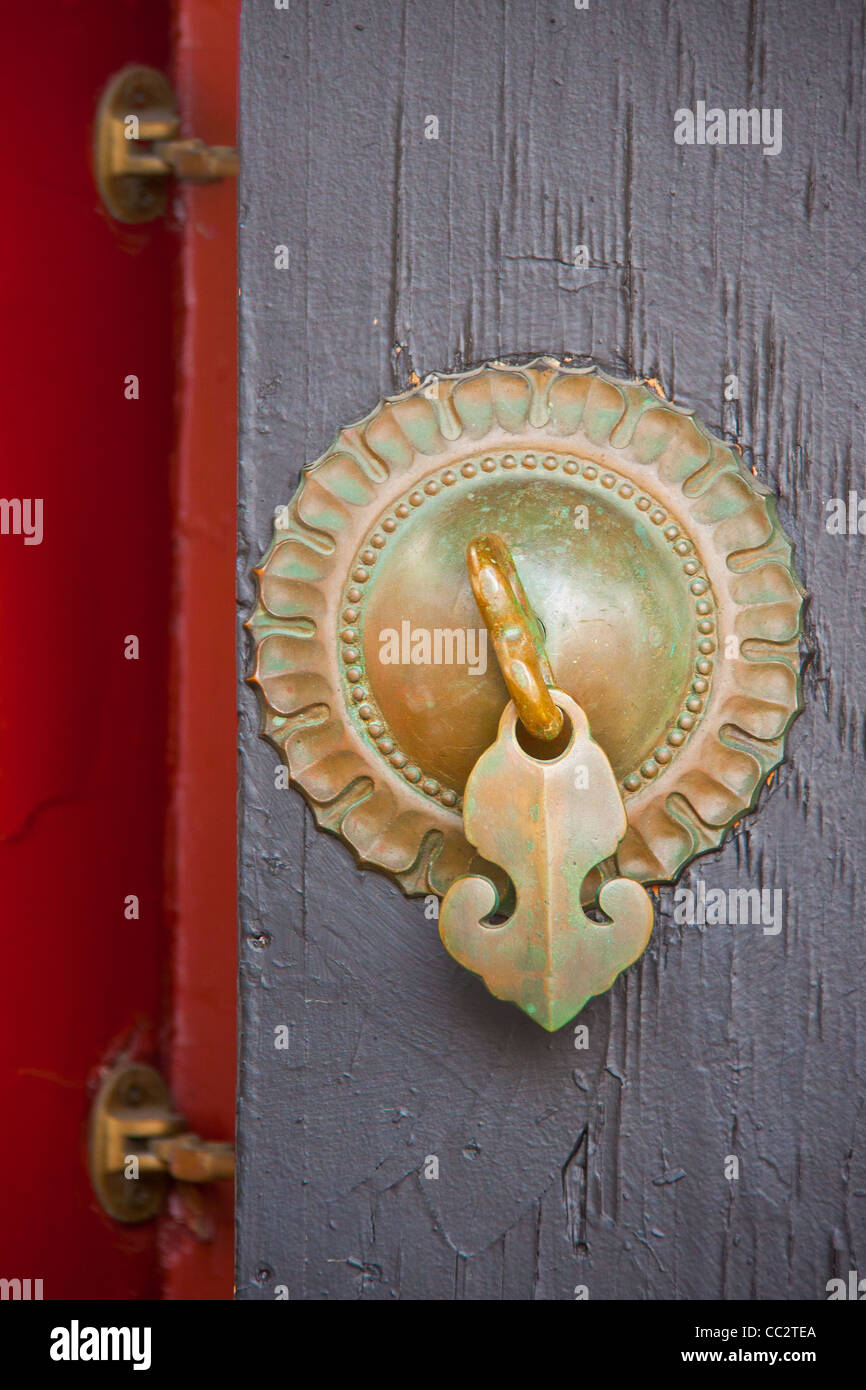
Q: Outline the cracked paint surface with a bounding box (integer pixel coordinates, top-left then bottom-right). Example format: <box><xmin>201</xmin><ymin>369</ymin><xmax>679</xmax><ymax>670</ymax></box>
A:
<box><xmin>236</xmin><ymin>0</ymin><xmax>866</xmax><ymax>1298</ymax></box>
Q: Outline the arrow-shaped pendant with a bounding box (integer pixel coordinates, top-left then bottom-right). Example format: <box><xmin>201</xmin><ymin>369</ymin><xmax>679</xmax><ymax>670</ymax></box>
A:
<box><xmin>439</xmin><ymin>689</ymin><xmax>654</xmax><ymax>1031</ymax></box>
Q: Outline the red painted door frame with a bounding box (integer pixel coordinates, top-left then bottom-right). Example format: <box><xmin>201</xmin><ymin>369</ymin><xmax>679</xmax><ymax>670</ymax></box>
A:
<box><xmin>163</xmin><ymin>0</ymin><xmax>239</xmax><ymax>1302</ymax></box>
<box><xmin>0</xmin><ymin>0</ymin><xmax>238</xmax><ymax>1300</ymax></box>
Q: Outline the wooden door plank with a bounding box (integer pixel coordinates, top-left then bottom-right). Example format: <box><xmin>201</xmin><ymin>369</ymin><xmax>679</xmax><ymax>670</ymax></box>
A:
<box><xmin>238</xmin><ymin>0</ymin><xmax>866</xmax><ymax>1299</ymax></box>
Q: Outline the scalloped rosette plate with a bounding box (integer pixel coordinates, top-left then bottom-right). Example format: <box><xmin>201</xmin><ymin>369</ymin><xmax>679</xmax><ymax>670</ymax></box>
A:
<box><xmin>248</xmin><ymin>360</ymin><xmax>804</xmax><ymax>897</ymax></box>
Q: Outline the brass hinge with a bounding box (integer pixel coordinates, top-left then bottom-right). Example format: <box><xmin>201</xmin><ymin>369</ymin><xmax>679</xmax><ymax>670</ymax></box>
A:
<box><xmin>89</xmin><ymin>1062</ymin><xmax>234</xmax><ymax>1223</ymax></box>
<box><xmin>94</xmin><ymin>65</ymin><xmax>239</xmax><ymax>223</ymax></box>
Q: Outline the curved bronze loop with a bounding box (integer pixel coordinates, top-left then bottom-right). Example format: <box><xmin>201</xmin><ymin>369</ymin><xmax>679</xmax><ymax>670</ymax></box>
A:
<box><xmin>466</xmin><ymin>533</ymin><xmax>564</xmax><ymax>741</ymax></box>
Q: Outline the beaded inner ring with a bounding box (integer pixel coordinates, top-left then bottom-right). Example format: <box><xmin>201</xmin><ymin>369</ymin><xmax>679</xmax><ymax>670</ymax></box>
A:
<box><xmin>249</xmin><ymin>360</ymin><xmax>804</xmax><ymax>897</ymax></box>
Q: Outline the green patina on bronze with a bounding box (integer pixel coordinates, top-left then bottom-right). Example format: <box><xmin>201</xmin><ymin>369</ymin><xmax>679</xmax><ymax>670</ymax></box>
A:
<box><xmin>439</xmin><ymin>690</ymin><xmax>654</xmax><ymax>1031</ymax></box>
<box><xmin>249</xmin><ymin>360</ymin><xmax>806</xmax><ymax>900</ymax></box>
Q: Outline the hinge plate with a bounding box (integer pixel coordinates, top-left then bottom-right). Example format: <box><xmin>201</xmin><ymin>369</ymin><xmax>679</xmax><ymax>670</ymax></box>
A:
<box><xmin>89</xmin><ymin>1062</ymin><xmax>234</xmax><ymax>1224</ymax></box>
<box><xmin>93</xmin><ymin>66</ymin><xmax>238</xmax><ymax>223</ymax></box>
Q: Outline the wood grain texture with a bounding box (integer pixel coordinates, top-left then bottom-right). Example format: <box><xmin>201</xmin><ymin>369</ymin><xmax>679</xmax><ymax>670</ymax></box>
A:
<box><xmin>237</xmin><ymin>0</ymin><xmax>866</xmax><ymax>1299</ymax></box>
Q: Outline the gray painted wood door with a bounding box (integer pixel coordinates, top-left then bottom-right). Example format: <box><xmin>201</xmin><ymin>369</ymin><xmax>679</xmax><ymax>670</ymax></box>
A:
<box><xmin>237</xmin><ymin>0</ymin><xmax>866</xmax><ymax>1300</ymax></box>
